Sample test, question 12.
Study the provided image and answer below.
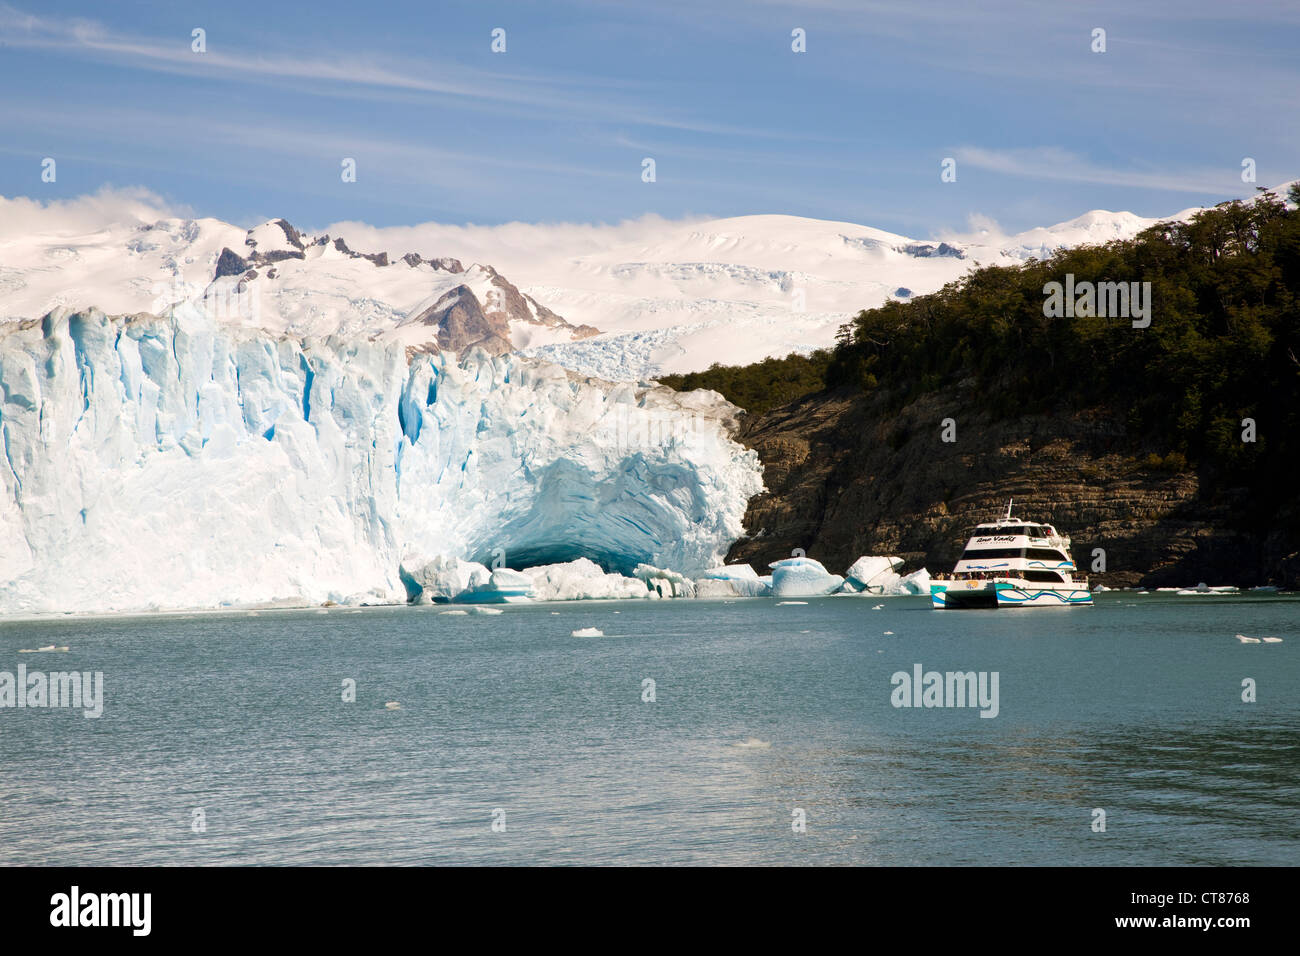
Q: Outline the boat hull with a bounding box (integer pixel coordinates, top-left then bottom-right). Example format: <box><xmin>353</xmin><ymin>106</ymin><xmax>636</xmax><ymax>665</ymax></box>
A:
<box><xmin>931</xmin><ymin>581</ymin><xmax>1092</xmax><ymax>609</ymax></box>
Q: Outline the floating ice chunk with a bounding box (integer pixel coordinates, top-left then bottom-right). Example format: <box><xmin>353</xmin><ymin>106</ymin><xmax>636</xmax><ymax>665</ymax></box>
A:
<box><xmin>704</xmin><ymin>563</ymin><xmax>758</xmax><ymax>580</ymax></box>
<box><xmin>699</xmin><ymin>563</ymin><xmax>770</xmax><ymax>597</ymax></box>
<box><xmin>571</xmin><ymin>627</ymin><xmax>605</xmax><ymax>637</ymax></box>
<box><xmin>523</xmin><ymin>559</ymin><xmax>649</xmax><ymax>601</ymax></box>
<box><xmin>731</xmin><ymin>737</ymin><xmax>771</xmax><ymax>749</ymax></box>
<box><xmin>456</xmin><ymin>567</ymin><xmax>534</xmax><ymax>604</ymax></box>
<box><xmin>634</xmin><ymin>563</ymin><xmax>695</xmax><ymax>598</ymax></box>
<box><xmin>892</xmin><ymin>568</ymin><xmax>931</xmax><ymax>595</ymax></box>
<box><xmin>440</xmin><ymin>609</ymin><xmax>469</xmax><ymax>616</ymax></box>
<box><xmin>695</xmin><ymin>578</ymin><xmax>741</xmax><ymax>598</ymax></box>
<box><xmin>769</xmin><ymin>557</ymin><xmax>844</xmax><ymax>598</ymax></box>
<box><xmin>1235</xmin><ymin>634</ymin><xmax>1261</xmax><ymax>643</ymax></box>
<box><xmin>843</xmin><ymin>556</ymin><xmax>904</xmax><ymax>593</ymax></box>
<box><xmin>400</xmin><ymin>555</ymin><xmax>490</xmax><ymax>604</ymax></box>
<box><xmin>467</xmin><ymin>606</ymin><xmax>504</xmax><ymax>615</ymax></box>
<box><xmin>776</xmin><ymin>600</ymin><xmax>808</xmax><ymax>605</ymax></box>
<box><xmin>385</xmin><ymin>701</ymin><xmax>402</xmax><ymax>710</ymax></box>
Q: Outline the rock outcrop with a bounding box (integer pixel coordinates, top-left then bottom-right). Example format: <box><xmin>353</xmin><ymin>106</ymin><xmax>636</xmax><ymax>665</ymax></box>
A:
<box><xmin>725</xmin><ymin>383</ymin><xmax>1290</xmax><ymax>588</ymax></box>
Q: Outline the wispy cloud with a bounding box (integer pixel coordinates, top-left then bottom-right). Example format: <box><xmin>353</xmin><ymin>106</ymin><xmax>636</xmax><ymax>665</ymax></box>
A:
<box><xmin>951</xmin><ymin>146</ymin><xmax>1245</xmax><ymax>195</ymax></box>
<box><xmin>0</xmin><ymin>3</ymin><xmax>787</xmax><ymax>140</ymax></box>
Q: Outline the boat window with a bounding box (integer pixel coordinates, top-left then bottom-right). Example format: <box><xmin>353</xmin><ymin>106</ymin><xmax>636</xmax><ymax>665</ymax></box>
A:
<box><xmin>1025</xmin><ymin>548</ymin><xmax>1070</xmax><ymax>562</ymax></box>
<box><xmin>974</xmin><ymin>525</ymin><xmax>1027</xmax><ymax>536</ymax></box>
<box><xmin>1022</xmin><ymin>569</ymin><xmax>1065</xmax><ymax>583</ymax></box>
<box><xmin>959</xmin><ymin>547</ymin><xmax>1021</xmax><ymax>560</ymax></box>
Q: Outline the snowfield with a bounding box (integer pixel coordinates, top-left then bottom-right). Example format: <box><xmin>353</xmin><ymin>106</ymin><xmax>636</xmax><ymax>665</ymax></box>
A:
<box><xmin>505</xmin><ymin>207</ymin><xmax>1206</xmax><ymax>379</ymax></box>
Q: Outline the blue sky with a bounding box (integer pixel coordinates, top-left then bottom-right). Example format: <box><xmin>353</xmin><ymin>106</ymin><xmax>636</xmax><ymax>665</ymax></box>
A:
<box><xmin>1</xmin><ymin>0</ymin><xmax>1297</xmax><ymax>236</ymax></box>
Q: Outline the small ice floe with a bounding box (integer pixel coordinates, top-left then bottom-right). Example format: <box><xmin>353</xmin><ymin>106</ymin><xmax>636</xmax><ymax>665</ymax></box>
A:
<box><xmin>467</xmin><ymin>606</ymin><xmax>503</xmax><ymax>615</ymax></box>
<box><xmin>1235</xmin><ymin>634</ymin><xmax>1262</xmax><ymax>644</ymax></box>
<box><xmin>776</xmin><ymin>601</ymin><xmax>808</xmax><ymax>606</ymax></box>
<box><xmin>440</xmin><ymin>609</ymin><xmax>469</xmax><ymax>616</ymax></box>
<box><xmin>1262</xmin><ymin>636</ymin><xmax>1284</xmax><ymax>643</ymax></box>
<box><xmin>800</xmin><ymin>629</ymin><xmax>811</xmax><ymax>634</ymax></box>
<box><xmin>732</xmin><ymin>737</ymin><xmax>772</xmax><ymax>750</ymax></box>
<box><xmin>571</xmin><ymin>627</ymin><xmax>604</xmax><ymax>637</ymax></box>
<box><xmin>883</xmin><ymin>630</ymin><xmax>895</xmax><ymax>635</ymax></box>
<box><xmin>384</xmin><ymin>701</ymin><xmax>402</xmax><ymax>710</ymax></box>
<box><xmin>872</xmin><ymin>604</ymin><xmax>884</xmax><ymax>610</ymax></box>
<box><xmin>17</xmin><ymin>645</ymin><xmax>69</xmax><ymax>653</ymax></box>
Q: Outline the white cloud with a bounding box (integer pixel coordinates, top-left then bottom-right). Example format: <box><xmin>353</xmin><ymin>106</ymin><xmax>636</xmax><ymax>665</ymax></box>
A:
<box><xmin>321</xmin><ymin>213</ymin><xmax>706</xmax><ymax>279</ymax></box>
<box><xmin>0</xmin><ymin>186</ymin><xmax>179</xmax><ymax>241</ymax></box>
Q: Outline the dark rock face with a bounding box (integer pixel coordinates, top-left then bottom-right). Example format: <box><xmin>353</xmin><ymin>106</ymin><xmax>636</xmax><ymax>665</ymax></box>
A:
<box><xmin>524</xmin><ymin>292</ymin><xmax>600</xmax><ymax>340</ymax></box>
<box><xmin>406</xmin><ymin>285</ymin><xmax>513</xmax><ymax>356</ymax></box>
<box><xmin>215</xmin><ymin>218</ymin><xmax>591</xmax><ymax>348</ymax></box>
<box><xmin>272</xmin><ymin>218</ymin><xmax>306</xmax><ymax>250</ymax></box>
<box><xmin>332</xmin><ymin>237</ymin><xmax>388</xmax><ymax>267</ymax></box>
<box><xmin>214</xmin><ymin>248</ymin><xmax>249</xmax><ymax>279</ymax></box>
<box><xmin>725</xmin><ymin>385</ymin><xmax>1290</xmax><ymax>588</ymax></box>
<box><xmin>899</xmin><ymin>241</ymin><xmax>965</xmax><ymax>259</ymax></box>
<box><xmin>403</xmin><ymin>252</ymin><xmax>464</xmax><ymax>273</ymax></box>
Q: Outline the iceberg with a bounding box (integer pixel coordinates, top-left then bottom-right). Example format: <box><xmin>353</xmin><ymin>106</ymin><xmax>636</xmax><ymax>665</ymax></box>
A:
<box><xmin>633</xmin><ymin>563</ymin><xmax>695</xmax><ymax>598</ymax></box>
<box><xmin>698</xmin><ymin>563</ymin><xmax>771</xmax><ymax>598</ymax></box>
<box><xmin>521</xmin><ymin>558</ymin><xmax>651</xmax><ymax>602</ymax></box>
<box><xmin>400</xmin><ymin>555</ymin><xmax>489</xmax><ymax>604</ymax></box>
<box><xmin>769</xmin><ymin>557</ymin><xmax>844</xmax><ymax>598</ymax></box>
<box><xmin>458</xmin><ymin>568</ymin><xmax>534</xmax><ymax>604</ymax></box>
<box><xmin>843</xmin><ymin>556</ymin><xmax>905</xmax><ymax>593</ymax></box>
<box><xmin>0</xmin><ymin>306</ymin><xmax>763</xmax><ymax>613</ymax></box>
<box><xmin>892</xmin><ymin>568</ymin><xmax>931</xmax><ymax>595</ymax></box>
<box><xmin>840</xmin><ymin>556</ymin><xmax>930</xmax><ymax>596</ymax></box>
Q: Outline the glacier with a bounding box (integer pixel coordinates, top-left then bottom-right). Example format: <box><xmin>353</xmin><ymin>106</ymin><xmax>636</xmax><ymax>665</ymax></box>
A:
<box><xmin>0</xmin><ymin>305</ymin><xmax>762</xmax><ymax>614</ymax></box>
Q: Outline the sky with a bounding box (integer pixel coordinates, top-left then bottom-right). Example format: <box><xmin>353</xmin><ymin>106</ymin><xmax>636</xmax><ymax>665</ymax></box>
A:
<box><xmin>0</xmin><ymin>0</ymin><xmax>1297</xmax><ymax>238</ymax></box>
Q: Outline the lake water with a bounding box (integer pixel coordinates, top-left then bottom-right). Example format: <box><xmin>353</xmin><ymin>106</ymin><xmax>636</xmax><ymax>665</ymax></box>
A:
<box><xmin>1</xmin><ymin>593</ymin><xmax>1297</xmax><ymax>865</ymax></box>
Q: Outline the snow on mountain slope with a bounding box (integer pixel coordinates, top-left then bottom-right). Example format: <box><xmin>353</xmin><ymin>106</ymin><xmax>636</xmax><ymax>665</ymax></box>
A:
<box><xmin>0</xmin><ymin>204</ymin><xmax>595</xmax><ymax>353</ymax></box>
<box><xmin>510</xmin><ymin>206</ymin><xmax>1208</xmax><ymax>379</ymax></box>
<box><xmin>0</xmin><ymin>304</ymin><xmax>760</xmax><ymax>614</ymax></box>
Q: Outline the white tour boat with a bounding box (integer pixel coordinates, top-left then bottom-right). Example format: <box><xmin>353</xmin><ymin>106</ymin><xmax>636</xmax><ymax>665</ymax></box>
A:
<box><xmin>929</xmin><ymin>501</ymin><xmax>1093</xmax><ymax>609</ymax></box>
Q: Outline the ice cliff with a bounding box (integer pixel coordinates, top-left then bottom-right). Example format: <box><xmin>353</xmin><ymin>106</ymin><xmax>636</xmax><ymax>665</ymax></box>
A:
<box><xmin>0</xmin><ymin>305</ymin><xmax>762</xmax><ymax>613</ymax></box>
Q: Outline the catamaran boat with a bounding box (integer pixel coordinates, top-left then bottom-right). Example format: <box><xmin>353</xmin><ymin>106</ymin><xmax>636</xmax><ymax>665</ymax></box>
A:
<box><xmin>929</xmin><ymin>500</ymin><xmax>1093</xmax><ymax>609</ymax></box>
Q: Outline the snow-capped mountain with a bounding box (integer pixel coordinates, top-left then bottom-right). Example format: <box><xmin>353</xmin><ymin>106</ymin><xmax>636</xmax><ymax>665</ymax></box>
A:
<box><xmin>511</xmin><ymin>206</ymin><xmax>1208</xmax><ymax>379</ymax></box>
<box><xmin>0</xmin><ymin>211</ymin><xmax>597</xmax><ymax>354</ymax></box>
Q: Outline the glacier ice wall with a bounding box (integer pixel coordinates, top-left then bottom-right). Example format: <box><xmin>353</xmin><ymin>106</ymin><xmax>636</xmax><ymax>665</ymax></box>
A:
<box><xmin>0</xmin><ymin>306</ymin><xmax>762</xmax><ymax>613</ymax></box>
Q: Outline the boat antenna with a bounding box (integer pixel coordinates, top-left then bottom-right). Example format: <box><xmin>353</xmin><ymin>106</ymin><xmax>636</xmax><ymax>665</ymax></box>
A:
<box><xmin>1005</xmin><ymin>498</ymin><xmax>1013</xmax><ymax>521</ymax></box>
